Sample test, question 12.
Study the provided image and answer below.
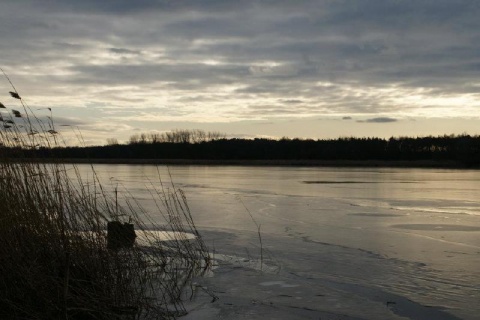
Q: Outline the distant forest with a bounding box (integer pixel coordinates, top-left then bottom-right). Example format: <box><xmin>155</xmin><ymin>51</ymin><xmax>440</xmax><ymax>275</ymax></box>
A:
<box><xmin>5</xmin><ymin>129</ymin><xmax>480</xmax><ymax>167</ymax></box>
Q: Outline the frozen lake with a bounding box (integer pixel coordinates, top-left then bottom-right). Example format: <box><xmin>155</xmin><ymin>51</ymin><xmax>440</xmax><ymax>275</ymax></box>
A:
<box><xmin>76</xmin><ymin>165</ymin><xmax>480</xmax><ymax>319</ymax></box>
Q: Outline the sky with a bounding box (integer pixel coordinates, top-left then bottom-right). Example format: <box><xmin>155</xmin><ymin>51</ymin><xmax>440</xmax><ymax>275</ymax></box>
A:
<box><xmin>1</xmin><ymin>0</ymin><xmax>480</xmax><ymax>146</ymax></box>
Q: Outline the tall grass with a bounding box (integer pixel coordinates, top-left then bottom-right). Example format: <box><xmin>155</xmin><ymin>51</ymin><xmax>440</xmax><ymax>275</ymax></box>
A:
<box><xmin>0</xmin><ymin>70</ymin><xmax>210</xmax><ymax>319</ymax></box>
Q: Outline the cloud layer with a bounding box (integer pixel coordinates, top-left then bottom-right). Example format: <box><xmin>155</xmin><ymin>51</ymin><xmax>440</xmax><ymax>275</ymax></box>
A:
<box><xmin>1</xmin><ymin>0</ymin><xmax>480</xmax><ymax>144</ymax></box>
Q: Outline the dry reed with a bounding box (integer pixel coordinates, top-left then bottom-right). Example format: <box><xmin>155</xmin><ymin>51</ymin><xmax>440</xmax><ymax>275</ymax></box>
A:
<box><xmin>0</xmin><ymin>69</ymin><xmax>210</xmax><ymax>319</ymax></box>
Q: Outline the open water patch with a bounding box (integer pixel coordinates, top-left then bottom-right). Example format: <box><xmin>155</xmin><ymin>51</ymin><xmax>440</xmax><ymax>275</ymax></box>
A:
<box><xmin>349</xmin><ymin>213</ymin><xmax>405</xmax><ymax>217</ymax></box>
<box><xmin>302</xmin><ymin>180</ymin><xmax>373</xmax><ymax>184</ymax></box>
<box><xmin>302</xmin><ymin>180</ymin><xmax>417</xmax><ymax>184</ymax></box>
<box><xmin>320</xmin><ymin>279</ymin><xmax>463</xmax><ymax>320</ymax></box>
<box><xmin>391</xmin><ymin>224</ymin><xmax>480</xmax><ymax>232</ymax></box>
<box><xmin>259</xmin><ymin>281</ymin><xmax>299</xmax><ymax>288</ymax></box>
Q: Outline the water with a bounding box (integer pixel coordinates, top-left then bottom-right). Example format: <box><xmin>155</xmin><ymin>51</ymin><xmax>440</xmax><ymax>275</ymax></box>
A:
<box><xmin>74</xmin><ymin>165</ymin><xmax>480</xmax><ymax>319</ymax></box>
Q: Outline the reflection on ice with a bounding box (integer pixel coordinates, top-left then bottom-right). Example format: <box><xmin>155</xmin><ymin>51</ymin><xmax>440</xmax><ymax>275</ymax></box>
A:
<box><xmin>135</xmin><ymin>230</ymin><xmax>197</xmax><ymax>244</ymax></box>
<box><xmin>79</xmin><ymin>230</ymin><xmax>197</xmax><ymax>246</ymax></box>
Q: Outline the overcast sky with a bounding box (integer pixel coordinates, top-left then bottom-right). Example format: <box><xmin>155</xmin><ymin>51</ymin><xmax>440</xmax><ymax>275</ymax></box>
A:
<box><xmin>1</xmin><ymin>0</ymin><xmax>480</xmax><ymax>145</ymax></box>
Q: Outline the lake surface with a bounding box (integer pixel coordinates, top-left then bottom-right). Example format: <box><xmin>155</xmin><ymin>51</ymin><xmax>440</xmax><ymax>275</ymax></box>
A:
<box><xmin>75</xmin><ymin>165</ymin><xmax>480</xmax><ymax>319</ymax></box>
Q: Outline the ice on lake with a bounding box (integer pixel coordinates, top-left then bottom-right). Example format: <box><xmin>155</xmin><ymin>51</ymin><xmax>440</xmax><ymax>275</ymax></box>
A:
<box><xmin>74</xmin><ymin>165</ymin><xmax>480</xmax><ymax>319</ymax></box>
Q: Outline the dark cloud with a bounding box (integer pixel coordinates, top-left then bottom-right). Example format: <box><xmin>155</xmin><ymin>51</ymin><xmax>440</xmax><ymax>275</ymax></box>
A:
<box><xmin>280</xmin><ymin>99</ymin><xmax>303</xmax><ymax>104</ymax></box>
<box><xmin>48</xmin><ymin>116</ymin><xmax>86</xmax><ymax>127</ymax></box>
<box><xmin>109</xmin><ymin>48</ymin><xmax>142</xmax><ymax>55</ymax></box>
<box><xmin>69</xmin><ymin>63</ymin><xmax>250</xmax><ymax>87</ymax></box>
<box><xmin>342</xmin><ymin>116</ymin><xmax>352</xmax><ymax>120</ymax></box>
<box><xmin>163</xmin><ymin>17</ymin><xmax>256</xmax><ymax>40</ymax></box>
<box><xmin>359</xmin><ymin>117</ymin><xmax>398</xmax><ymax>123</ymax></box>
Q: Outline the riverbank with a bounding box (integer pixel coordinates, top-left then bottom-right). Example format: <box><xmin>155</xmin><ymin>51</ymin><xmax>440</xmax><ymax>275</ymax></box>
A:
<box><xmin>28</xmin><ymin>158</ymin><xmax>472</xmax><ymax>169</ymax></box>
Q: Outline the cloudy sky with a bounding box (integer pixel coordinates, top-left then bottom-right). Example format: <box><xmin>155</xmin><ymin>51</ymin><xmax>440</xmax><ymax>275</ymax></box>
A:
<box><xmin>1</xmin><ymin>0</ymin><xmax>480</xmax><ymax>145</ymax></box>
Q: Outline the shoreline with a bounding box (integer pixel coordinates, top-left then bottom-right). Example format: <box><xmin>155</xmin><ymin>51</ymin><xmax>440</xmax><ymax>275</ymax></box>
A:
<box><xmin>29</xmin><ymin>158</ymin><xmax>474</xmax><ymax>169</ymax></box>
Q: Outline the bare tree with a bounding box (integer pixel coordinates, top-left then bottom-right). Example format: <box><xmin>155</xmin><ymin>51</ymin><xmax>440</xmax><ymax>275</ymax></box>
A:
<box><xmin>128</xmin><ymin>129</ymin><xmax>227</xmax><ymax>144</ymax></box>
<box><xmin>106</xmin><ymin>138</ymin><xmax>119</xmax><ymax>145</ymax></box>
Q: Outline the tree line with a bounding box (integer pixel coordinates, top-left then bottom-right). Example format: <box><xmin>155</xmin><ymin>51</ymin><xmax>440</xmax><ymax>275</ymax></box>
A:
<box><xmin>3</xmin><ymin>129</ymin><xmax>480</xmax><ymax>167</ymax></box>
<box><xmin>3</xmin><ymin>130</ymin><xmax>480</xmax><ymax>166</ymax></box>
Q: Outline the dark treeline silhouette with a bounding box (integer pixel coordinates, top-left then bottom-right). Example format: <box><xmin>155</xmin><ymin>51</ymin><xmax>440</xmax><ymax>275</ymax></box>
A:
<box><xmin>128</xmin><ymin>129</ymin><xmax>226</xmax><ymax>144</ymax></box>
<box><xmin>3</xmin><ymin>130</ymin><xmax>480</xmax><ymax>167</ymax></box>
